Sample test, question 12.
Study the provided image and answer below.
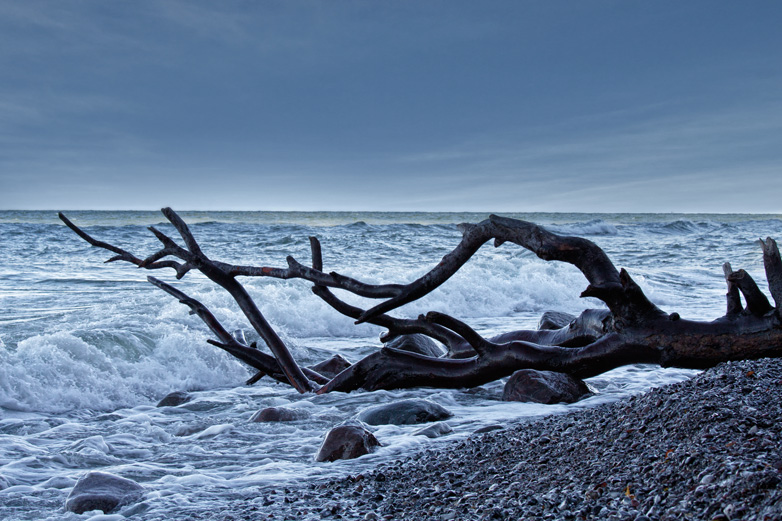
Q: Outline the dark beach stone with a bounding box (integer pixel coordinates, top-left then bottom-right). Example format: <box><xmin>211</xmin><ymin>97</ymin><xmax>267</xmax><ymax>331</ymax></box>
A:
<box><xmin>309</xmin><ymin>354</ymin><xmax>352</xmax><ymax>379</ymax></box>
<box><xmin>315</xmin><ymin>425</ymin><xmax>380</xmax><ymax>462</ymax></box>
<box><xmin>473</xmin><ymin>424</ymin><xmax>505</xmax><ymax>434</ymax></box>
<box><xmin>503</xmin><ymin>369</ymin><xmax>594</xmax><ymax>404</ymax></box>
<box><xmin>357</xmin><ymin>399</ymin><xmax>452</xmax><ymax>426</ymax></box>
<box><xmin>156</xmin><ymin>391</ymin><xmax>192</xmax><ymax>407</ymax></box>
<box><xmin>413</xmin><ymin>421</ymin><xmax>453</xmax><ymax>438</ymax></box>
<box><xmin>250</xmin><ymin>406</ymin><xmax>309</xmax><ymax>422</ymax></box>
<box><xmin>538</xmin><ymin>311</ymin><xmax>576</xmax><ymax>330</ymax></box>
<box><xmin>385</xmin><ymin>334</ymin><xmax>446</xmax><ymax>358</ymax></box>
<box><xmin>64</xmin><ymin>471</ymin><xmax>144</xmax><ymax>514</ymax></box>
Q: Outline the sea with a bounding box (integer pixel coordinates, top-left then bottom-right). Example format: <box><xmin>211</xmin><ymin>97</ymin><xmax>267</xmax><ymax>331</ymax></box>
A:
<box><xmin>0</xmin><ymin>210</ymin><xmax>780</xmax><ymax>520</ymax></box>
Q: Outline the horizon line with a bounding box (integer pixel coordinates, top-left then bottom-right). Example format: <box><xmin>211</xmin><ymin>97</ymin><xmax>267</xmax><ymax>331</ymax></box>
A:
<box><xmin>4</xmin><ymin>208</ymin><xmax>781</xmax><ymax>216</ymax></box>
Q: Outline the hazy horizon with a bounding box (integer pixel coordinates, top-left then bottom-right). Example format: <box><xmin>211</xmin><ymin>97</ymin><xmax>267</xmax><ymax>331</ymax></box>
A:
<box><xmin>4</xmin><ymin>208</ymin><xmax>780</xmax><ymax>217</ymax></box>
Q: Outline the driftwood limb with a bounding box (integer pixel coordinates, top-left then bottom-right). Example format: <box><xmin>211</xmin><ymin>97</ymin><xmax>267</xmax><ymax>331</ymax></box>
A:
<box><xmin>723</xmin><ymin>263</ymin><xmax>744</xmax><ymax>318</ymax></box>
<box><xmin>761</xmin><ymin>237</ymin><xmax>782</xmax><ymax>310</ymax></box>
<box><xmin>60</xmin><ymin>209</ymin><xmax>782</xmax><ymax>396</ymax></box>
<box><xmin>305</xmin><ymin>237</ymin><xmax>470</xmax><ymax>356</ymax></box>
<box><xmin>147</xmin><ymin>276</ymin><xmax>329</xmax><ymax>385</ymax></box>
<box><xmin>727</xmin><ymin>269</ymin><xmax>774</xmax><ymax>317</ymax></box>
<box><xmin>60</xmin><ymin>210</ymin><xmax>317</xmax><ymax>393</ymax></box>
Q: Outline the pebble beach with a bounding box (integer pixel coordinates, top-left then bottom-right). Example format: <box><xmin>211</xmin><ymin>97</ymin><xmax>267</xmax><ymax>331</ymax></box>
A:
<box><xmin>214</xmin><ymin>358</ymin><xmax>782</xmax><ymax>521</ymax></box>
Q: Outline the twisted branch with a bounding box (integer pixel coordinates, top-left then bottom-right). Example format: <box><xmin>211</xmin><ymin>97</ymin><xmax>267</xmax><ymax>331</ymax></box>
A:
<box><xmin>60</xmin><ymin>209</ymin><xmax>318</xmax><ymax>393</ymax></box>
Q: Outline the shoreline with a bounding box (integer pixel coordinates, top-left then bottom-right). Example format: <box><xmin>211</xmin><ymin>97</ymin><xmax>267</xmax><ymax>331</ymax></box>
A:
<box><xmin>215</xmin><ymin>358</ymin><xmax>782</xmax><ymax>521</ymax></box>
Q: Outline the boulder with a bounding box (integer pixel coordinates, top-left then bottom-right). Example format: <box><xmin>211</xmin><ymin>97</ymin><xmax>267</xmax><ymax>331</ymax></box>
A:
<box><xmin>503</xmin><ymin>369</ymin><xmax>594</xmax><ymax>404</ymax></box>
<box><xmin>250</xmin><ymin>407</ymin><xmax>309</xmax><ymax>422</ymax></box>
<box><xmin>357</xmin><ymin>399</ymin><xmax>452</xmax><ymax>426</ymax></box>
<box><xmin>413</xmin><ymin>421</ymin><xmax>453</xmax><ymax>438</ymax></box>
<box><xmin>309</xmin><ymin>354</ymin><xmax>352</xmax><ymax>379</ymax></box>
<box><xmin>385</xmin><ymin>334</ymin><xmax>446</xmax><ymax>357</ymax></box>
<box><xmin>538</xmin><ymin>311</ymin><xmax>576</xmax><ymax>330</ymax></box>
<box><xmin>156</xmin><ymin>391</ymin><xmax>192</xmax><ymax>407</ymax></box>
<box><xmin>64</xmin><ymin>471</ymin><xmax>144</xmax><ymax>514</ymax></box>
<box><xmin>315</xmin><ymin>425</ymin><xmax>380</xmax><ymax>462</ymax></box>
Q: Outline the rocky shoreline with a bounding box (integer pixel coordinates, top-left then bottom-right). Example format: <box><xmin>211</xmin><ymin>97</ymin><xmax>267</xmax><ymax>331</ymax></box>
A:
<box><xmin>213</xmin><ymin>358</ymin><xmax>782</xmax><ymax>521</ymax></box>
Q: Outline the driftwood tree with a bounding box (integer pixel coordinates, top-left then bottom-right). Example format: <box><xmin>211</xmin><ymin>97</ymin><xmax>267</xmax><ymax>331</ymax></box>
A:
<box><xmin>59</xmin><ymin>209</ymin><xmax>782</xmax><ymax>394</ymax></box>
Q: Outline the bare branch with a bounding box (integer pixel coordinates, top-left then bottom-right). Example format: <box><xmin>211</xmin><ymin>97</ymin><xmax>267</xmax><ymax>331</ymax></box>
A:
<box><xmin>63</xmin><ymin>210</ymin><xmax>782</xmax><ymax>397</ymax></box>
<box><xmin>61</xmin><ymin>210</ymin><xmax>318</xmax><ymax>393</ymax></box>
<box><xmin>728</xmin><ymin>269</ymin><xmax>774</xmax><ymax>317</ymax></box>
<box><xmin>149</xmin><ymin>277</ymin><xmax>328</xmax><ymax>385</ymax></box>
<box><xmin>161</xmin><ymin>207</ymin><xmax>206</xmax><ymax>259</ymax></box>
<box><xmin>424</xmin><ymin>312</ymin><xmax>490</xmax><ymax>356</ymax></box>
<box><xmin>225</xmin><ymin>257</ymin><xmax>405</xmax><ymax>299</ymax></box>
<box><xmin>723</xmin><ymin>262</ymin><xmax>744</xmax><ymax>317</ymax></box>
<box><xmin>304</xmin><ymin>237</ymin><xmax>468</xmax><ymax>354</ymax></box>
<box><xmin>356</xmin><ymin>214</ymin><xmax>665</xmax><ymax>325</ymax></box>
<box><xmin>761</xmin><ymin>237</ymin><xmax>782</xmax><ymax>310</ymax></box>
<box><xmin>59</xmin><ymin>213</ymin><xmax>143</xmax><ymax>265</ymax></box>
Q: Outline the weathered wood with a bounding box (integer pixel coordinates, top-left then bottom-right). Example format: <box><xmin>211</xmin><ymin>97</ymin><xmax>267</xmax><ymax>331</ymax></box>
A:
<box><xmin>148</xmin><ymin>276</ymin><xmax>328</xmax><ymax>385</ymax></box>
<box><xmin>723</xmin><ymin>263</ymin><xmax>744</xmax><ymax>317</ymax></box>
<box><xmin>727</xmin><ymin>269</ymin><xmax>773</xmax><ymax>317</ymax></box>
<box><xmin>306</xmin><ymin>237</ymin><xmax>469</xmax><ymax>357</ymax></box>
<box><xmin>761</xmin><ymin>237</ymin><xmax>782</xmax><ymax>310</ymax></box>
<box><xmin>60</xmin><ymin>209</ymin><xmax>782</xmax><ymax>396</ymax></box>
<box><xmin>60</xmin><ymin>211</ymin><xmax>317</xmax><ymax>393</ymax></box>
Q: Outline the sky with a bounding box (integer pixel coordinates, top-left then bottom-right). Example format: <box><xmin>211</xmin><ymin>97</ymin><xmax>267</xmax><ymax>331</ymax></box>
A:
<box><xmin>1</xmin><ymin>1</ymin><xmax>781</xmax><ymax>213</ymax></box>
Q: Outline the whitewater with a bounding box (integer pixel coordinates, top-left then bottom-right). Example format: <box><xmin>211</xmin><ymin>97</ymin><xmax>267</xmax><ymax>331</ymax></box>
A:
<box><xmin>0</xmin><ymin>210</ymin><xmax>779</xmax><ymax>520</ymax></box>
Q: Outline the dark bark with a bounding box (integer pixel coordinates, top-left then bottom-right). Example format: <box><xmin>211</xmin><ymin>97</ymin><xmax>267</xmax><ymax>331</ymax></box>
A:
<box><xmin>761</xmin><ymin>237</ymin><xmax>782</xmax><ymax>309</ymax></box>
<box><xmin>59</xmin><ymin>210</ymin><xmax>782</xmax><ymax>395</ymax></box>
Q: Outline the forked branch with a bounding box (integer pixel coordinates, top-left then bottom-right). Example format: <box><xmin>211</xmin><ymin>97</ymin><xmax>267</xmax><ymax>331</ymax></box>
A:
<box><xmin>61</xmin><ymin>209</ymin><xmax>782</xmax><ymax>396</ymax></box>
<box><xmin>60</xmin><ymin>210</ymin><xmax>317</xmax><ymax>393</ymax></box>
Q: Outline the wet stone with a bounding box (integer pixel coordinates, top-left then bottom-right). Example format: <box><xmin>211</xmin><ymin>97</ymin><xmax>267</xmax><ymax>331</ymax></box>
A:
<box><xmin>357</xmin><ymin>399</ymin><xmax>452</xmax><ymax>426</ymax></box>
<box><xmin>64</xmin><ymin>471</ymin><xmax>144</xmax><ymax>514</ymax></box>
<box><xmin>309</xmin><ymin>354</ymin><xmax>352</xmax><ymax>379</ymax></box>
<box><xmin>156</xmin><ymin>391</ymin><xmax>192</xmax><ymax>407</ymax></box>
<box><xmin>413</xmin><ymin>422</ymin><xmax>453</xmax><ymax>438</ymax></box>
<box><xmin>384</xmin><ymin>334</ymin><xmax>446</xmax><ymax>358</ymax></box>
<box><xmin>473</xmin><ymin>424</ymin><xmax>504</xmax><ymax>434</ymax></box>
<box><xmin>538</xmin><ymin>310</ymin><xmax>576</xmax><ymax>330</ymax></box>
<box><xmin>315</xmin><ymin>425</ymin><xmax>381</xmax><ymax>462</ymax></box>
<box><xmin>250</xmin><ymin>406</ymin><xmax>309</xmax><ymax>422</ymax></box>
<box><xmin>503</xmin><ymin>369</ymin><xmax>594</xmax><ymax>404</ymax></box>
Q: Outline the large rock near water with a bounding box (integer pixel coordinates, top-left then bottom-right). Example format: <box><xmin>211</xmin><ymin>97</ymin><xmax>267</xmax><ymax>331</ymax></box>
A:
<box><xmin>357</xmin><ymin>399</ymin><xmax>452</xmax><ymax>426</ymax></box>
<box><xmin>503</xmin><ymin>369</ymin><xmax>594</xmax><ymax>404</ymax></box>
<box><xmin>250</xmin><ymin>406</ymin><xmax>309</xmax><ymax>422</ymax></box>
<box><xmin>538</xmin><ymin>311</ymin><xmax>576</xmax><ymax>330</ymax></box>
<box><xmin>65</xmin><ymin>471</ymin><xmax>144</xmax><ymax>514</ymax></box>
<box><xmin>156</xmin><ymin>391</ymin><xmax>192</xmax><ymax>407</ymax></box>
<box><xmin>308</xmin><ymin>354</ymin><xmax>352</xmax><ymax>379</ymax></box>
<box><xmin>315</xmin><ymin>425</ymin><xmax>380</xmax><ymax>462</ymax></box>
<box><xmin>385</xmin><ymin>334</ymin><xmax>446</xmax><ymax>357</ymax></box>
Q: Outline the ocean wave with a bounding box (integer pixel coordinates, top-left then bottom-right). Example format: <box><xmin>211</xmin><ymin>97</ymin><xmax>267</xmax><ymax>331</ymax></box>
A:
<box><xmin>546</xmin><ymin>219</ymin><xmax>619</xmax><ymax>236</ymax></box>
<box><xmin>645</xmin><ymin>219</ymin><xmax>726</xmax><ymax>235</ymax></box>
<box><xmin>0</xmin><ymin>328</ymin><xmax>247</xmax><ymax>413</ymax></box>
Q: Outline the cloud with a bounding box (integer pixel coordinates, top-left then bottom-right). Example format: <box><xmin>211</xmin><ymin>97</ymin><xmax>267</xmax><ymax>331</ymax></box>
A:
<box><xmin>1</xmin><ymin>2</ymin><xmax>780</xmax><ymax>212</ymax></box>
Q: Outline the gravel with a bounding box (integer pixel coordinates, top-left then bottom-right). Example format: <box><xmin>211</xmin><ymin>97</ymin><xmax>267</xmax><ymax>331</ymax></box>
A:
<box><xmin>196</xmin><ymin>358</ymin><xmax>782</xmax><ymax>520</ymax></box>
